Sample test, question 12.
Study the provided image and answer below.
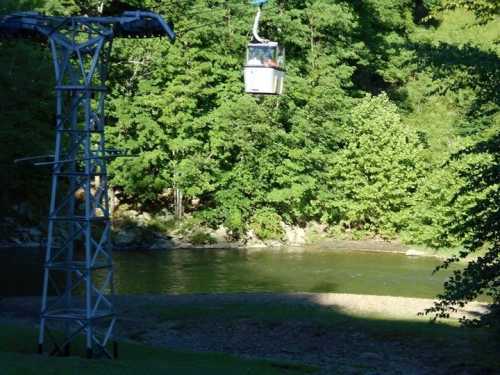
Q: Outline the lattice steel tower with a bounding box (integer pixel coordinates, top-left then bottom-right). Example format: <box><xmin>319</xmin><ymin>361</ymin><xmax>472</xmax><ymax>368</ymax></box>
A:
<box><xmin>0</xmin><ymin>12</ymin><xmax>175</xmax><ymax>358</ymax></box>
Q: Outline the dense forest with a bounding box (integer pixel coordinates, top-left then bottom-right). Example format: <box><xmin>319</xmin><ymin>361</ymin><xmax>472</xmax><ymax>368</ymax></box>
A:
<box><xmin>0</xmin><ymin>1</ymin><xmax>498</xmax><ymax>325</ymax></box>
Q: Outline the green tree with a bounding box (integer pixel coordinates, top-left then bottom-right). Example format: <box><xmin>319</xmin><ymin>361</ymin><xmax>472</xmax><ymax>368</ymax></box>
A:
<box><xmin>425</xmin><ymin>129</ymin><xmax>499</xmax><ymax>328</ymax></box>
<box><xmin>3</xmin><ymin>0</ymin><xmax>496</xmax><ymax>273</ymax></box>
<box><xmin>319</xmin><ymin>94</ymin><xmax>426</xmax><ymax>235</ymax></box>
<box><xmin>106</xmin><ymin>0</ymin><xmax>427</xmax><ymax>239</ymax></box>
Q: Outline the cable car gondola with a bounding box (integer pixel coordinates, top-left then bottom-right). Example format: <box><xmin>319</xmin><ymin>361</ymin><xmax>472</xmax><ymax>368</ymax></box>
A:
<box><xmin>244</xmin><ymin>0</ymin><xmax>285</xmax><ymax>95</ymax></box>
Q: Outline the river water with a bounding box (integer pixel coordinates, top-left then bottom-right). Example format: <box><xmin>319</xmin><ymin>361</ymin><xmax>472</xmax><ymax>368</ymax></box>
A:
<box><xmin>0</xmin><ymin>247</ymin><xmax>451</xmax><ymax>298</ymax></box>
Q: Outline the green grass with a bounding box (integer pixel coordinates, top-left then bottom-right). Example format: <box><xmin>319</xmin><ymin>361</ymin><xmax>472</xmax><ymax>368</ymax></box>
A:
<box><xmin>0</xmin><ymin>324</ymin><xmax>315</xmax><ymax>375</ymax></box>
<box><xmin>157</xmin><ymin>303</ymin><xmax>352</xmax><ymax>324</ymax></box>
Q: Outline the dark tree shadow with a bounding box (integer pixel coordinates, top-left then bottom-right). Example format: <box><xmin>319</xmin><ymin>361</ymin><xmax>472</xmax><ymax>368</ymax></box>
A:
<box><xmin>426</xmin><ymin>131</ymin><xmax>499</xmax><ymax>327</ymax></box>
<box><xmin>0</xmin><ymin>4</ymin><xmax>55</xmax><ymax>225</ymax></box>
<box><xmin>452</xmin><ymin>132</ymin><xmax>500</xmax><ymax>244</ymax></box>
<box><xmin>411</xmin><ymin>41</ymin><xmax>500</xmax><ymax>134</ymax></box>
<box><xmin>349</xmin><ymin>0</ymin><xmax>407</xmax><ymax>95</ymax></box>
<box><xmin>332</xmin><ymin>8</ymin><xmax>500</xmax><ymax>327</ymax></box>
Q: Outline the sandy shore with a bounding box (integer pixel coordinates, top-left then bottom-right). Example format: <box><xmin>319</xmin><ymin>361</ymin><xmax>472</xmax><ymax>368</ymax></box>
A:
<box><xmin>116</xmin><ymin>292</ymin><xmax>488</xmax><ymax>321</ymax></box>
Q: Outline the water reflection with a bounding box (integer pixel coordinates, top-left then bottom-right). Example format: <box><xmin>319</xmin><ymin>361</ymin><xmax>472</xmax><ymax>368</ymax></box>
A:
<box><xmin>1</xmin><ymin>247</ymin><xmax>451</xmax><ymax>298</ymax></box>
<box><xmin>110</xmin><ymin>248</ymin><xmax>449</xmax><ymax>298</ymax></box>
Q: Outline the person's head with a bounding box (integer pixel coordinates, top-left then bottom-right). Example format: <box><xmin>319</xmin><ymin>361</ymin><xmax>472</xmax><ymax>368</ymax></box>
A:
<box><xmin>263</xmin><ymin>48</ymin><xmax>273</xmax><ymax>60</ymax></box>
<box><xmin>249</xmin><ymin>47</ymin><xmax>262</xmax><ymax>61</ymax></box>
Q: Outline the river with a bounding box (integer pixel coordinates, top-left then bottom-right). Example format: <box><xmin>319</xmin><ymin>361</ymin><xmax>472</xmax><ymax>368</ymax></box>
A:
<box><xmin>0</xmin><ymin>247</ymin><xmax>452</xmax><ymax>298</ymax></box>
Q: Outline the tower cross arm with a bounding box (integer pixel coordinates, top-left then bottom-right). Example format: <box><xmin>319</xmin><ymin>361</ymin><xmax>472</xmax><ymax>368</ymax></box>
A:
<box><xmin>0</xmin><ymin>11</ymin><xmax>176</xmax><ymax>43</ymax></box>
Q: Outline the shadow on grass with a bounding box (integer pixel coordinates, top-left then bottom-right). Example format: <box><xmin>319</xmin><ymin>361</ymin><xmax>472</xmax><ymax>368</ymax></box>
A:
<box><xmin>0</xmin><ymin>323</ymin><xmax>316</xmax><ymax>375</ymax></box>
<box><xmin>133</xmin><ymin>293</ymin><xmax>499</xmax><ymax>374</ymax></box>
<box><xmin>0</xmin><ymin>292</ymin><xmax>498</xmax><ymax>374</ymax></box>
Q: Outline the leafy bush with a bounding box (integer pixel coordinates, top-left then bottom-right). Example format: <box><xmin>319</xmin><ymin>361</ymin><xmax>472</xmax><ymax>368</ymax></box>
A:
<box><xmin>189</xmin><ymin>231</ymin><xmax>217</xmax><ymax>246</ymax></box>
<box><xmin>146</xmin><ymin>217</ymin><xmax>176</xmax><ymax>234</ymax></box>
<box><xmin>250</xmin><ymin>209</ymin><xmax>284</xmax><ymax>241</ymax></box>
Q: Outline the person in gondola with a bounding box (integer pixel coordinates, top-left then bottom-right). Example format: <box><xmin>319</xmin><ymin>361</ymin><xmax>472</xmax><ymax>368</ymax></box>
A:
<box><xmin>248</xmin><ymin>47</ymin><xmax>265</xmax><ymax>65</ymax></box>
<box><xmin>248</xmin><ymin>54</ymin><xmax>262</xmax><ymax>65</ymax></box>
<box><xmin>262</xmin><ymin>48</ymin><xmax>278</xmax><ymax>68</ymax></box>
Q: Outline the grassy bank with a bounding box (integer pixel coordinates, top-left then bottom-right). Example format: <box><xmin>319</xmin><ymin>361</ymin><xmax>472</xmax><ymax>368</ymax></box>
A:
<box><xmin>0</xmin><ymin>324</ymin><xmax>314</xmax><ymax>375</ymax></box>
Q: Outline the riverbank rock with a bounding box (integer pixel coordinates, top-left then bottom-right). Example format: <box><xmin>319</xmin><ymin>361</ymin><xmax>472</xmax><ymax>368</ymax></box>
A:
<box><xmin>405</xmin><ymin>249</ymin><xmax>426</xmax><ymax>257</ymax></box>
<box><xmin>211</xmin><ymin>226</ymin><xmax>230</xmax><ymax>242</ymax></box>
<box><xmin>243</xmin><ymin>229</ymin><xmax>287</xmax><ymax>248</ymax></box>
<box><xmin>120</xmin><ymin>208</ymin><xmax>139</xmax><ymax>219</ymax></box>
<box><xmin>113</xmin><ymin>229</ymin><xmax>139</xmax><ymax>247</ymax></box>
<box><xmin>149</xmin><ymin>237</ymin><xmax>175</xmax><ymax>250</ymax></box>
<box><xmin>305</xmin><ymin>221</ymin><xmax>329</xmax><ymax>243</ymax></box>
<box><xmin>1</xmin><ymin>218</ymin><xmax>44</xmax><ymax>247</ymax></box>
<box><xmin>136</xmin><ymin>212</ymin><xmax>152</xmax><ymax>225</ymax></box>
<box><xmin>113</xmin><ymin>224</ymin><xmax>176</xmax><ymax>251</ymax></box>
<box><xmin>281</xmin><ymin>223</ymin><xmax>306</xmax><ymax>246</ymax></box>
<box><xmin>245</xmin><ymin>229</ymin><xmax>268</xmax><ymax>248</ymax></box>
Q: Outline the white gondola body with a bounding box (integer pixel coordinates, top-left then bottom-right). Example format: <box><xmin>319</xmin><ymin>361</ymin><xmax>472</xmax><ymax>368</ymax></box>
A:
<box><xmin>244</xmin><ymin>66</ymin><xmax>284</xmax><ymax>95</ymax></box>
<box><xmin>244</xmin><ymin>42</ymin><xmax>285</xmax><ymax>95</ymax></box>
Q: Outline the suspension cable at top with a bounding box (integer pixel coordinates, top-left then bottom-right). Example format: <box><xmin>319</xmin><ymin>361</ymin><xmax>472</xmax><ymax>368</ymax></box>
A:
<box><xmin>251</xmin><ymin>5</ymin><xmax>269</xmax><ymax>43</ymax></box>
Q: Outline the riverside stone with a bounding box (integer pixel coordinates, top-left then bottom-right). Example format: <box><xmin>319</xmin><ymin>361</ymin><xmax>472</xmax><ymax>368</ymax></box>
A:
<box><xmin>405</xmin><ymin>249</ymin><xmax>426</xmax><ymax>257</ymax></box>
<box><xmin>281</xmin><ymin>223</ymin><xmax>306</xmax><ymax>246</ymax></box>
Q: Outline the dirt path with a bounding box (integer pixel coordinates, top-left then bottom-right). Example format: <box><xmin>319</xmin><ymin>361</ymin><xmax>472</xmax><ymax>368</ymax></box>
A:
<box><xmin>1</xmin><ymin>292</ymin><xmax>486</xmax><ymax>323</ymax></box>
<box><xmin>111</xmin><ymin>292</ymin><xmax>488</xmax><ymax>321</ymax></box>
